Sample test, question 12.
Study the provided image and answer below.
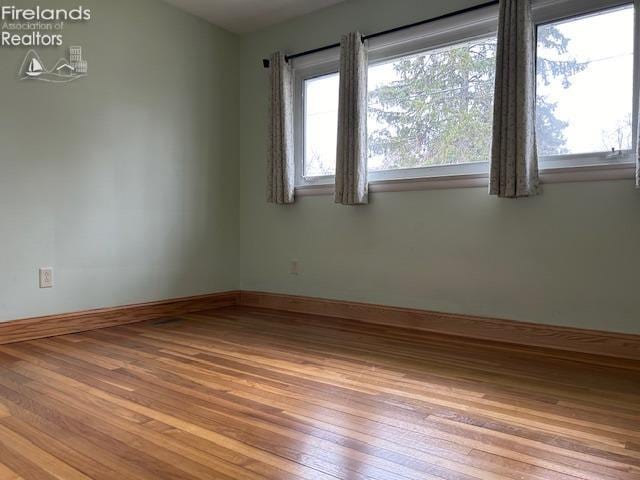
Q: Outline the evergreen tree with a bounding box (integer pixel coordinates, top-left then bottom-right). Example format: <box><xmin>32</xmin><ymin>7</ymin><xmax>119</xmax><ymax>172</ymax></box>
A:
<box><xmin>368</xmin><ymin>27</ymin><xmax>585</xmax><ymax>168</ymax></box>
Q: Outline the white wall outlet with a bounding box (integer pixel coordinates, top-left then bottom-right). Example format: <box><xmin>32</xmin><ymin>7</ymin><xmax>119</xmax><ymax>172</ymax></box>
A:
<box><xmin>39</xmin><ymin>267</ymin><xmax>53</xmax><ymax>288</ymax></box>
<box><xmin>290</xmin><ymin>259</ymin><xmax>300</xmax><ymax>275</ymax></box>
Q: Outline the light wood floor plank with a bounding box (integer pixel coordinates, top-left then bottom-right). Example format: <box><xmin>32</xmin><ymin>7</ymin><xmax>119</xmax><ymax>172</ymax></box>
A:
<box><xmin>0</xmin><ymin>305</ymin><xmax>638</xmax><ymax>480</ymax></box>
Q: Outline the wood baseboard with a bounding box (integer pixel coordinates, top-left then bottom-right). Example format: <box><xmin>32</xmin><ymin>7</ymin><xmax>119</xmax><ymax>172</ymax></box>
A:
<box><xmin>239</xmin><ymin>291</ymin><xmax>640</xmax><ymax>361</ymax></box>
<box><xmin>3</xmin><ymin>289</ymin><xmax>639</xmax><ymax>361</ymax></box>
<box><xmin>0</xmin><ymin>291</ymin><xmax>240</xmax><ymax>345</ymax></box>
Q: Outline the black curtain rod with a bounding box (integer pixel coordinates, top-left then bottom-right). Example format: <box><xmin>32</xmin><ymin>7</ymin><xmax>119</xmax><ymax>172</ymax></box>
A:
<box><xmin>262</xmin><ymin>0</ymin><xmax>499</xmax><ymax>68</ymax></box>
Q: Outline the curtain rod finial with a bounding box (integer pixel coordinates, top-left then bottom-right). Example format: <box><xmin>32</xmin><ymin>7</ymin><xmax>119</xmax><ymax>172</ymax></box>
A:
<box><xmin>262</xmin><ymin>58</ymin><xmax>270</xmax><ymax>68</ymax></box>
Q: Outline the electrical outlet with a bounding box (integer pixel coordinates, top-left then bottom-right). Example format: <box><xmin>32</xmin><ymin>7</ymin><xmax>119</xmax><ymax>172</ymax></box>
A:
<box><xmin>39</xmin><ymin>267</ymin><xmax>53</xmax><ymax>288</ymax></box>
<box><xmin>290</xmin><ymin>260</ymin><xmax>300</xmax><ymax>275</ymax></box>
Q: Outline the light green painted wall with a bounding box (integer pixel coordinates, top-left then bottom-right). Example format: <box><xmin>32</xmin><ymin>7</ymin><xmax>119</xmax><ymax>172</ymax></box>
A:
<box><xmin>238</xmin><ymin>0</ymin><xmax>640</xmax><ymax>334</ymax></box>
<box><xmin>0</xmin><ymin>0</ymin><xmax>239</xmax><ymax>321</ymax></box>
<box><xmin>2</xmin><ymin>0</ymin><xmax>638</xmax><ymax>334</ymax></box>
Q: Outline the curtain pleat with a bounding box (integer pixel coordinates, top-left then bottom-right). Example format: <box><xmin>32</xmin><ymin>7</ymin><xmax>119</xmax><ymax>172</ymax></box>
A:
<box><xmin>489</xmin><ymin>0</ymin><xmax>540</xmax><ymax>198</ymax></box>
<box><xmin>335</xmin><ymin>32</ymin><xmax>369</xmax><ymax>205</ymax></box>
<box><xmin>635</xmin><ymin>0</ymin><xmax>640</xmax><ymax>188</ymax></box>
<box><xmin>267</xmin><ymin>52</ymin><xmax>295</xmax><ymax>204</ymax></box>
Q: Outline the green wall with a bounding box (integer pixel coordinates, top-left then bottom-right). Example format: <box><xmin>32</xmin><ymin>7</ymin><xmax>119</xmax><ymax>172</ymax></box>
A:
<box><xmin>238</xmin><ymin>0</ymin><xmax>640</xmax><ymax>334</ymax></box>
<box><xmin>2</xmin><ymin>0</ymin><xmax>638</xmax><ymax>335</ymax></box>
<box><xmin>0</xmin><ymin>0</ymin><xmax>239</xmax><ymax>320</ymax></box>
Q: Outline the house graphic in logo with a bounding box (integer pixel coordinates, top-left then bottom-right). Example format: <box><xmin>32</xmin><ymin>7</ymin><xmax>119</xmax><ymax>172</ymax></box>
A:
<box><xmin>20</xmin><ymin>46</ymin><xmax>88</xmax><ymax>83</ymax></box>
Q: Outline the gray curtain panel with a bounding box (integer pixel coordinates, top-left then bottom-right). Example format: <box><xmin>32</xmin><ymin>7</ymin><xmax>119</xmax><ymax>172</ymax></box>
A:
<box><xmin>636</xmin><ymin>0</ymin><xmax>640</xmax><ymax>188</ymax></box>
<box><xmin>490</xmin><ymin>0</ymin><xmax>540</xmax><ymax>198</ymax></box>
<box><xmin>335</xmin><ymin>32</ymin><xmax>369</xmax><ymax>205</ymax></box>
<box><xmin>267</xmin><ymin>52</ymin><xmax>295</xmax><ymax>204</ymax></box>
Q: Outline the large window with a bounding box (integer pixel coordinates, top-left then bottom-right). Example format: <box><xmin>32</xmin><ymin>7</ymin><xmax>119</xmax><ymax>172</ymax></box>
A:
<box><xmin>304</xmin><ymin>73</ymin><xmax>339</xmax><ymax>177</ymax></box>
<box><xmin>536</xmin><ymin>5</ymin><xmax>634</xmax><ymax>158</ymax></box>
<box><xmin>296</xmin><ymin>0</ymin><xmax>637</xmax><ymax>187</ymax></box>
<box><xmin>368</xmin><ymin>37</ymin><xmax>497</xmax><ymax>172</ymax></box>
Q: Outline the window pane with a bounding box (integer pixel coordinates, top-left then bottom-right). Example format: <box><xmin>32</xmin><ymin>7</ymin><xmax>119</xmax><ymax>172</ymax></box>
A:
<box><xmin>304</xmin><ymin>73</ymin><xmax>339</xmax><ymax>177</ymax></box>
<box><xmin>536</xmin><ymin>6</ymin><xmax>634</xmax><ymax>156</ymax></box>
<box><xmin>368</xmin><ymin>37</ymin><xmax>497</xmax><ymax>171</ymax></box>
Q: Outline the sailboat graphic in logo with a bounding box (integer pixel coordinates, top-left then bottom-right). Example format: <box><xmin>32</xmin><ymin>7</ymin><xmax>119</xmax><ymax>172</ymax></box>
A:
<box><xmin>19</xmin><ymin>47</ymin><xmax>88</xmax><ymax>83</ymax></box>
<box><xmin>25</xmin><ymin>57</ymin><xmax>45</xmax><ymax>77</ymax></box>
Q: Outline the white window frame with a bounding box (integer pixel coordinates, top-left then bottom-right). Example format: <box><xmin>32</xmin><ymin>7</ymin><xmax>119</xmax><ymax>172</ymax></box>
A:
<box><xmin>292</xmin><ymin>0</ymin><xmax>638</xmax><ymax>192</ymax></box>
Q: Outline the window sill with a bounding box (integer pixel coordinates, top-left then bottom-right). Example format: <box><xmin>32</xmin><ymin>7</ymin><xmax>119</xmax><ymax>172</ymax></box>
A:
<box><xmin>295</xmin><ymin>162</ymin><xmax>636</xmax><ymax>196</ymax></box>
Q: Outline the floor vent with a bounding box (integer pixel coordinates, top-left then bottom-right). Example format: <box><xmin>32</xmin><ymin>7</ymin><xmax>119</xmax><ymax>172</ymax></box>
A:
<box><xmin>152</xmin><ymin>318</ymin><xmax>182</xmax><ymax>326</ymax></box>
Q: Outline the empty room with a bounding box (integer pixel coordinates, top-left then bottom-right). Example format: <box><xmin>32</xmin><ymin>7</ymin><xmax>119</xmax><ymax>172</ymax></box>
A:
<box><xmin>1</xmin><ymin>0</ymin><xmax>639</xmax><ymax>478</ymax></box>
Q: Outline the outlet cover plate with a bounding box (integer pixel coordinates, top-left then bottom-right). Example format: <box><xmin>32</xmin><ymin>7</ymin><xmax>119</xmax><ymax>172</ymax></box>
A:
<box><xmin>39</xmin><ymin>267</ymin><xmax>53</xmax><ymax>288</ymax></box>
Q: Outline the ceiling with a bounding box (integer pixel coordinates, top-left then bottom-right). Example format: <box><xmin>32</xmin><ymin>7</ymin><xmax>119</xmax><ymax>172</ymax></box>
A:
<box><xmin>163</xmin><ymin>0</ymin><xmax>346</xmax><ymax>33</ymax></box>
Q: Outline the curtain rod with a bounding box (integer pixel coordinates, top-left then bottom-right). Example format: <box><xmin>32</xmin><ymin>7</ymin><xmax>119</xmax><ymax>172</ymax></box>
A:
<box><xmin>262</xmin><ymin>0</ymin><xmax>500</xmax><ymax>68</ymax></box>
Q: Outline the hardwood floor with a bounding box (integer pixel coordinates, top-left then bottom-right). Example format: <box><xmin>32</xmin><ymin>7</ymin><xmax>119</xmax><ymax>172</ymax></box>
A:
<box><xmin>0</xmin><ymin>306</ymin><xmax>638</xmax><ymax>480</ymax></box>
